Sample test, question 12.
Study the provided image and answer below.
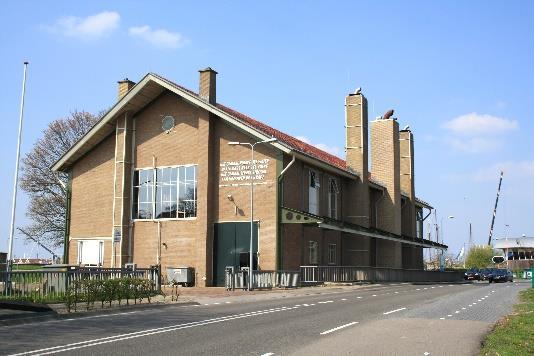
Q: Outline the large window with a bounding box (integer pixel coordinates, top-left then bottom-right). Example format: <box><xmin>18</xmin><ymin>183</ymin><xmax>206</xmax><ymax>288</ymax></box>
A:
<box><xmin>133</xmin><ymin>165</ymin><xmax>197</xmax><ymax>220</ymax></box>
<box><xmin>308</xmin><ymin>240</ymin><xmax>318</xmax><ymax>264</ymax></box>
<box><xmin>328</xmin><ymin>178</ymin><xmax>339</xmax><ymax>219</ymax></box>
<box><xmin>309</xmin><ymin>170</ymin><xmax>320</xmax><ymax>215</ymax></box>
<box><xmin>328</xmin><ymin>243</ymin><xmax>337</xmax><ymax>264</ymax></box>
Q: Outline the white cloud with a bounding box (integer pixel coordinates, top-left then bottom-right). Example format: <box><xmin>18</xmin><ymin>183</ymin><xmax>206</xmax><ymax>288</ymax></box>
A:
<box><xmin>448</xmin><ymin>137</ymin><xmax>502</xmax><ymax>154</ymax></box>
<box><xmin>296</xmin><ymin>136</ymin><xmax>342</xmax><ymax>157</ymax></box>
<box><xmin>472</xmin><ymin>161</ymin><xmax>534</xmax><ymax>182</ymax></box>
<box><xmin>443</xmin><ymin>113</ymin><xmax>518</xmax><ymax>136</ymax></box>
<box><xmin>129</xmin><ymin>25</ymin><xmax>188</xmax><ymax>49</ymax></box>
<box><xmin>46</xmin><ymin>11</ymin><xmax>120</xmax><ymax>39</ymax></box>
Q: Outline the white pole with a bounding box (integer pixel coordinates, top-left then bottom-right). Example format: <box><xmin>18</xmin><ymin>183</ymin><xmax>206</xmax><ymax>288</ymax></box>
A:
<box><xmin>7</xmin><ymin>61</ymin><xmax>29</xmax><ymax>272</ymax></box>
<box><xmin>249</xmin><ymin>144</ymin><xmax>255</xmax><ymax>291</ymax></box>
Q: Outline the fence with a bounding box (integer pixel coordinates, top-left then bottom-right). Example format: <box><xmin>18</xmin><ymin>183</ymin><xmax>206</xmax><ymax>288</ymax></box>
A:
<box><xmin>0</xmin><ymin>267</ymin><xmax>160</xmax><ymax>301</ymax></box>
<box><xmin>225</xmin><ymin>270</ymin><xmax>300</xmax><ymax>290</ymax></box>
<box><xmin>300</xmin><ymin>266</ymin><xmax>464</xmax><ymax>284</ymax></box>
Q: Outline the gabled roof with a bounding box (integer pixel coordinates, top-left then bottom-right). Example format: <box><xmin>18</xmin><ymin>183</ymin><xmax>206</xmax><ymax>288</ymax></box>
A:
<box><xmin>50</xmin><ymin>72</ymin><xmax>432</xmax><ymax>210</ymax></box>
<box><xmin>52</xmin><ymin>73</ymin><xmax>355</xmax><ymax>179</ymax></box>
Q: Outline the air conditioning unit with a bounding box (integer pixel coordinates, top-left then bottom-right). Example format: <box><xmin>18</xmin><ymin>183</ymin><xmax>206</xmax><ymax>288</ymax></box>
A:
<box><xmin>124</xmin><ymin>263</ymin><xmax>137</xmax><ymax>271</ymax></box>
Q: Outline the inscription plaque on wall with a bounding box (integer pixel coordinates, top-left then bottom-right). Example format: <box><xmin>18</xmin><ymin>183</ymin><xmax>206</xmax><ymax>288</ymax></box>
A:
<box><xmin>219</xmin><ymin>159</ymin><xmax>270</xmax><ymax>186</ymax></box>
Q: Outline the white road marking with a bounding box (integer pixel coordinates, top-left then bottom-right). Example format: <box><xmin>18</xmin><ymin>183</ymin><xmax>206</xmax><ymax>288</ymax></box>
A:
<box><xmin>341</xmin><ymin>298</ymin><xmax>347</xmax><ymax>301</ymax></box>
<box><xmin>295</xmin><ymin>305</ymin><xmax>301</xmax><ymax>307</ymax></box>
<box><xmin>213</xmin><ymin>303</ymin><xmax>220</xmax><ymax>305</ymax></box>
<box><xmin>416</xmin><ymin>288</ymin><xmax>421</xmax><ymax>291</ymax></box>
<box><xmin>309</xmin><ymin>303</ymin><xmax>316</xmax><ymax>306</ymax></box>
<box><xmin>320</xmin><ymin>321</ymin><xmax>359</xmax><ymax>335</ymax></box>
<box><xmin>492</xmin><ymin>290</ymin><xmax>495</xmax><ymax>293</ymax></box>
<box><xmin>302</xmin><ymin>304</ymin><xmax>309</xmax><ymax>307</ymax></box>
<box><xmin>261</xmin><ymin>353</ymin><xmax>274</xmax><ymax>356</ymax></box>
<box><xmin>473</xmin><ymin>303</ymin><xmax>477</xmax><ymax>305</ymax></box>
<box><xmin>462</xmin><ymin>308</ymin><xmax>466</xmax><ymax>310</ymax></box>
<box><xmin>439</xmin><ymin>286</ymin><xmax>443</xmax><ymax>288</ymax></box>
<box><xmin>447</xmin><ymin>314</ymin><xmax>452</xmax><ymax>317</ymax></box>
<box><xmin>383</xmin><ymin>307</ymin><xmax>407</xmax><ymax>315</ymax></box>
<box><xmin>12</xmin><ymin>307</ymin><xmax>297</xmax><ymax>355</ymax></box>
<box><xmin>372</xmin><ymin>294</ymin><xmax>377</xmax><ymax>297</ymax></box>
<box><xmin>357</xmin><ymin>296</ymin><xmax>363</xmax><ymax>299</ymax></box>
<box><xmin>318</xmin><ymin>301</ymin><xmax>334</xmax><ymax>304</ymax></box>
<box><xmin>431</xmin><ymin>287</ymin><xmax>435</xmax><ymax>289</ymax></box>
<box><xmin>439</xmin><ymin>317</ymin><xmax>445</xmax><ymax>320</ymax></box>
<box><xmin>424</xmin><ymin>352</ymin><xmax>430</xmax><ymax>355</ymax></box>
<box><xmin>455</xmin><ymin>311</ymin><xmax>460</xmax><ymax>314</ymax></box>
<box><xmin>395</xmin><ymin>291</ymin><xmax>399</xmax><ymax>294</ymax></box>
<box><xmin>225</xmin><ymin>302</ymin><xmax>231</xmax><ymax>304</ymax></box>
<box><xmin>424</xmin><ymin>288</ymin><xmax>428</xmax><ymax>290</ymax></box>
<box><xmin>468</xmin><ymin>304</ymin><xmax>472</xmax><ymax>307</ymax></box>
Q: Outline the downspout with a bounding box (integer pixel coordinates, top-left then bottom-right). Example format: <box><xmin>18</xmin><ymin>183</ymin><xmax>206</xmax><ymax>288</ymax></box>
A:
<box><xmin>156</xmin><ymin>221</ymin><xmax>162</xmax><ymax>266</ymax></box>
<box><xmin>63</xmin><ymin>171</ymin><xmax>72</xmax><ymax>264</ymax></box>
<box><xmin>277</xmin><ymin>154</ymin><xmax>296</xmax><ymax>270</ymax></box>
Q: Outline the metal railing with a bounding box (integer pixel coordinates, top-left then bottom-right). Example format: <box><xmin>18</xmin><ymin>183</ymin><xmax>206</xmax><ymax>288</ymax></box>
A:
<box><xmin>225</xmin><ymin>270</ymin><xmax>300</xmax><ymax>290</ymax></box>
<box><xmin>0</xmin><ymin>267</ymin><xmax>160</xmax><ymax>301</ymax></box>
<box><xmin>300</xmin><ymin>266</ymin><xmax>464</xmax><ymax>284</ymax></box>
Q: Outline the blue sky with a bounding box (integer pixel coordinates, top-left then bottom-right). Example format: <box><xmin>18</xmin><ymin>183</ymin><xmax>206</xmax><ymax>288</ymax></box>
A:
<box><xmin>1</xmin><ymin>1</ymin><xmax>533</xmax><ymax>259</ymax></box>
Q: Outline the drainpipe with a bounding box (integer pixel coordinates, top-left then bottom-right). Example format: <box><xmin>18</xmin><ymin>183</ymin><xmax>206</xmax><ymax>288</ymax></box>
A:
<box><xmin>156</xmin><ymin>221</ymin><xmax>162</xmax><ymax>265</ymax></box>
<box><xmin>277</xmin><ymin>154</ymin><xmax>296</xmax><ymax>270</ymax></box>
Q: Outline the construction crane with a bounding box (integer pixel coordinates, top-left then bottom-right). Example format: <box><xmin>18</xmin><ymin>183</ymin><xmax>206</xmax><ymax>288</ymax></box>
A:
<box><xmin>487</xmin><ymin>171</ymin><xmax>504</xmax><ymax>246</ymax></box>
<box><xmin>16</xmin><ymin>227</ymin><xmax>58</xmax><ymax>261</ymax></box>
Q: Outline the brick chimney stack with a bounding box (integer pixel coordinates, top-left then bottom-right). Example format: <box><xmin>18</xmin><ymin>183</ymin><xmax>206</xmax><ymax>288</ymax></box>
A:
<box><xmin>199</xmin><ymin>67</ymin><xmax>217</xmax><ymax>104</ymax></box>
<box><xmin>117</xmin><ymin>78</ymin><xmax>135</xmax><ymax>100</ymax></box>
<box><xmin>370</xmin><ymin>115</ymin><xmax>402</xmax><ymax>268</ymax></box>
<box><xmin>370</xmin><ymin>115</ymin><xmax>401</xmax><ymax>234</ymax></box>
<box><xmin>400</xmin><ymin>129</ymin><xmax>416</xmax><ymax>237</ymax></box>
<box><xmin>345</xmin><ymin>91</ymin><xmax>370</xmax><ymax>226</ymax></box>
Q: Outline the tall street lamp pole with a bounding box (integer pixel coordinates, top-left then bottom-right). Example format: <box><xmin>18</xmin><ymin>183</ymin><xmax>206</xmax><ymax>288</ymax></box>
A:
<box><xmin>440</xmin><ymin>215</ymin><xmax>454</xmax><ymax>270</ymax></box>
<box><xmin>7</xmin><ymin>62</ymin><xmax>29</xmax><ymax>273</ymax></box>
<box><xmin>228</xmin><ymin>137</ymin><xmax>277</xmax><ymax>291</ymax></box>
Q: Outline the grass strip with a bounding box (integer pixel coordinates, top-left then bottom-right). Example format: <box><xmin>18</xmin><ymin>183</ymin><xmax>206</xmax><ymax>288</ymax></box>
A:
<box><xmin>480</xmin><ymin>288</ymin><xmax>534</xmax><ymax>356</ymax></box>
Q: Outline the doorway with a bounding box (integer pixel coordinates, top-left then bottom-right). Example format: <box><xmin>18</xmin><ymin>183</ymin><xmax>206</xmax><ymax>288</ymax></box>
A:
<box><xmin>213</xmin><ymin>222</ymin><xmax>258</xmax><ymax>286</ymax></box>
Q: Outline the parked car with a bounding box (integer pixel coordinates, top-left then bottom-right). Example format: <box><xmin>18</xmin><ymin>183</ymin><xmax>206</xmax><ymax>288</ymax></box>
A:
<box><xmin>488</xmin><ymin>269</ymin><xmax>513</xmax><ymax>283</ymax></box>
<box><xmin>464</xmin><ymin>268</ymin><xmax>480</xmax><ymax>280</ymax></box>
<box><xmin>480</xmin><ymin>268</ymin><xmax>497</xmax><ymax>281</ymax></box>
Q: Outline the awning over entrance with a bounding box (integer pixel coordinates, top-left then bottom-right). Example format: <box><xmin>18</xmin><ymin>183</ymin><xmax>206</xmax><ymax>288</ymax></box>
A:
<box><xmin>281</xmin><ymin>206</ymin><xmax>447</xmax><ymax>250</ymax></box>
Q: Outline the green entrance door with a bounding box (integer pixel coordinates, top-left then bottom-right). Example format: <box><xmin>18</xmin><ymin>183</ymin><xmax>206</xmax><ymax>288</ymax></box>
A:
<box><xmin>213</xmin><ymin>222</ymin><xmax>258</xmax><ymax>286</ymax></box>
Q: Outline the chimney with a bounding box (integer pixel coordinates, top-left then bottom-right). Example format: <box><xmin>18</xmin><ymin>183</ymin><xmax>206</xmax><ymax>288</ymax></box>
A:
<box><xmin>370</xmin><ymin>113</ymin><xmax>401</xmax><ymax>235</ymax></box>
<box><xmin>117</xmin><ymin>78</ymin><xmax>135</xmax><ymax>100</ymax></box>
<box><xmin>344</xmin><ymin>90</ymin><xmax>370</xmax><ymax>227</ymax></box>
<box><xmin>399</xmin><ymin>129</ymin><xmax>416</xmax><ymax>237</ymax></box>
<box><xmin>199</xmin><ymin>67</ymin><xmax>217</xmax><ymax>104</ymax></box>
<box><xmin>345</xmin><ymin>91</ymin><xmax>368</xmax><ymax>178</ymax></box>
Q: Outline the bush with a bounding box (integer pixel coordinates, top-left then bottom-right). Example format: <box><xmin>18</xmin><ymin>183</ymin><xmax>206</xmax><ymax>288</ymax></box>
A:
<box><xmin>65</xmin><ymin>277</ymin><xmax>157</xmax><ymax>312</ymax></box>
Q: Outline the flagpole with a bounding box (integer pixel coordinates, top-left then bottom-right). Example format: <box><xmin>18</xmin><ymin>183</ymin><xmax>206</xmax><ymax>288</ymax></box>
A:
<box><xmin>7</xmin><ymin>61</ymin><xmax>29</xmax><ymax>272</ymax></box>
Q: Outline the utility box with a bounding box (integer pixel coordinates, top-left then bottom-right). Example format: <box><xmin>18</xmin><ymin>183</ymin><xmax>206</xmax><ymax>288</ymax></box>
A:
<box><xmin>167</xmin><ymin>267</ymin><xmax>194</xmax><ymax>286</ymax></box>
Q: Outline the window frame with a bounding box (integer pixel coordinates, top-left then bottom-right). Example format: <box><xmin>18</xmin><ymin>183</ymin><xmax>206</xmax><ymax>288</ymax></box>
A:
<box><xmin>328</xmin><ymin>243</ymin><xmax>337</xmax><ymax>265</ymax></box>
<box><xmin>131</xmin><ymin>164</ymin><xmax>198</xmax><ymax>221</ymax></box>
<box><xmin>308</xmin><ymin>240</ymin><xmax>319</xmax><ymax>264</ymax></box>
<box><xmin>328</xmin><ymin>177</ymin><xmax>339</xmax><ymax>219</ymax></box>
<box><xmin>309</xmin><ymin>169</ymin><xmax>320</xmax><ymax>215</ymax></box>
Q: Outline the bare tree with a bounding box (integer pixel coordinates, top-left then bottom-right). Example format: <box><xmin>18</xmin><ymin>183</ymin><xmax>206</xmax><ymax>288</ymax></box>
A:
<box><xmin>19</xmin><ymin>111</ymin><xmax>101</xmax><ymax>247</ymax></box>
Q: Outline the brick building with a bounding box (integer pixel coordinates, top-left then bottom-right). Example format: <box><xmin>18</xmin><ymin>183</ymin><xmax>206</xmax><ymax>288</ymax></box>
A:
<box><xmin>52</xmin><ymin>68</ymin><xmax>446</xmax><ymax>286</ymax></box>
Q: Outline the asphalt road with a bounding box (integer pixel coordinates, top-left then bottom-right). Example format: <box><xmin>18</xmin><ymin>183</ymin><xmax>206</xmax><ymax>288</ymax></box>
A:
<box><xmin>0</xmin><ymin>281</ymin><xmax>528</xmax><ymax>356</ymax></box>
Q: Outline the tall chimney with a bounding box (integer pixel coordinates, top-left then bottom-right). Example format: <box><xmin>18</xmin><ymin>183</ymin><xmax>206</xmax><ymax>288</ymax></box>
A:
<box><xmin>345</xmin><ymin>91</ymin><xmax>369</xmax><ymax>226</ymax></box>
<box><xmin>370</xmin><ymin>115</ymin><xmax>401</xmax><ymax>235</ymax></box>
<box><xmin>199</xmin><ymin>67</ymin><xmax>217</xmax><ymax>104</ymax></box>
<box><xmin>117</xmin><ymin>78</ymin><xmax>135</xmax><ymax>100</ymax></box>
<box><xmin>399</xmin><ymin>129</ymin><xmax>416</xmax><ymax>237</ymax></box>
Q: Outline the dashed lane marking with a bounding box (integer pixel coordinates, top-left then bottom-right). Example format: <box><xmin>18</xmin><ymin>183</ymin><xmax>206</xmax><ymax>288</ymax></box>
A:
<box><xmin>383</xmin><ymin>307</ymin><xmax>407</xmax><ymax>315</ymax></box>
<box><xmin>320</xmin><ymin>321</ymin><xmax>359</xmax><ymax>335</ymax></box>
